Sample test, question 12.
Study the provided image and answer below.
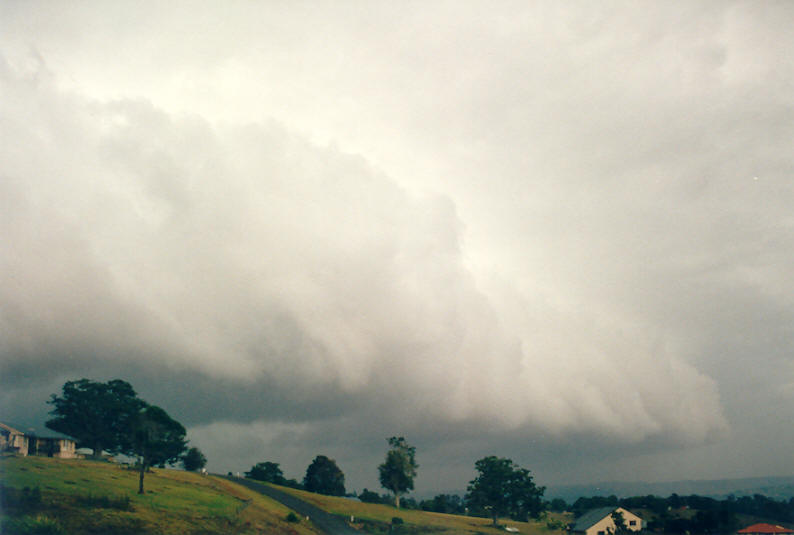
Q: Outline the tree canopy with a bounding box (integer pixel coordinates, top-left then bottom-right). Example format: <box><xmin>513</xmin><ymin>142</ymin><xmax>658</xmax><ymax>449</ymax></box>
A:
<box><xmin>303</xmin><ymin>455</ymin><xmax>345</xmax><ymax>496</ymax></box>
<box><xmin>466</xmin><ymin>456</ymin><xmax>545</xmax><ymax>525</ymax></box>
<box><xmin>126</xmin><ymin>404</ymin><xmax>187</xmax><ymax>494</ymax></box>
<box><xmin>378</xmin><ymin>436</ymin><xmax>418</xmax><ymax>508</ymax></box>
<box><xmin>182</xmin><ymin>446</ymin><xmax>207</xmax><ymax>472</ymax></box>
<box><xmin>46</xmin><ymin>378</ymin><xmax>145</xmax><ymax>458</ymax></box>
<box><xmin>245</xmin><ymin>462</ymin><xmax>286</xmax><ymax>484</ymax></box>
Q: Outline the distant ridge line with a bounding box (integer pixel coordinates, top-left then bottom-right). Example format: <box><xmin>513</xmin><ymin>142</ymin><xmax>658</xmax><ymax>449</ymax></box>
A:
<box><xmin>545</xmin><ymin>475</ymin><xmax>794</xmax><ymax>503</ymax></box>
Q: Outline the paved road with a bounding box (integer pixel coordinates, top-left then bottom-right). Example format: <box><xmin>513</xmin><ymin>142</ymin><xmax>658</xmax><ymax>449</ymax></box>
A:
<box><xmin>221</xmin><ymin>476</ymin><xmax>361</xmax><ymax>535</ymax></box>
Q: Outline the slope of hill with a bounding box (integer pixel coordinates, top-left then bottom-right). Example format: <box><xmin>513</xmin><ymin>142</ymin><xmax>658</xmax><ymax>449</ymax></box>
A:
<box><xmin>1</xmin><ymin>455</ymin><xmax>569</xmax><ymax>535</ymax></box>
<box><xmin>0</xmin><ymin>455</ymin><xmax>321</xmax><ymax>535</ymax></box>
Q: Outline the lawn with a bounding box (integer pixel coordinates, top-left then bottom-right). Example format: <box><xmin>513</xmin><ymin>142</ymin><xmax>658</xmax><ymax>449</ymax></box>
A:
<box><xmin>1</xmin><ymin>455</ymin><xmax>571</xmax><ymax>535</ymax></box>
<box><xmin>0</xmin><ymin>454</ymin><xmax>320</xmax><ymax>535</ymax></box>
<box><xmin>273</xmin><ymin>484</ymin><xmax>570</xmax><ymax>535</ymax></box>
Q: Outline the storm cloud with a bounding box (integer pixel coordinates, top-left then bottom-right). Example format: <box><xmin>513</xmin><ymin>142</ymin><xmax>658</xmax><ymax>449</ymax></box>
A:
<box><xmin>2</xmin><ymin>1</ymin><xmax>793</xmax><ymax>492</ymax></box>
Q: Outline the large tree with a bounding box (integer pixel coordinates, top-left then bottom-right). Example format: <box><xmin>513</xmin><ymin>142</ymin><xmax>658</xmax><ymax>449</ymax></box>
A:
<box><xmin>304</xmin><ymin>455</ymin><xmax>345</xmax><ymax>496</ymax></box>
<box><xmin>466</xmin><ymin>456</ymin><xmax>545</xmax><ymax>526</ymax></box>
<box><xmin>181</xmin><ymin>446</ymin><xmax>207</xmax><ymax>472</ymax></box>
<box><xmin>126</xmin><ymin>405</ymin><xmax>187</xmax><ymax>494</ymax></box>
<box><xmin>378</xmin><ymin>436</ymin><xmax>418</xmax><ymax>508</ymax></box>
<box><xmin>46</xmin><ymin>378</ymin><xmax>145</xmax><ymax>459</ymax></box>
<box><xmin>245</xmin><ymin>461</ymin><xmax>286</xmax><ymax>484</ymax></box>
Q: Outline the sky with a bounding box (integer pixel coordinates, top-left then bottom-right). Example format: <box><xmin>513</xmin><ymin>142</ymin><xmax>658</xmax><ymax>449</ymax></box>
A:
<box><xmin>1</xmin><ymin>1</ymin><xmax>793</xmax><ymax>496</ymax></box>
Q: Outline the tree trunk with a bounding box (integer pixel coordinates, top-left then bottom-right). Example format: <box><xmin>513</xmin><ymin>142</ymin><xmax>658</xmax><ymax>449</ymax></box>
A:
<box><xmin>138</xmin><ymin>458</ymin><xmax>146</xmax><ymax>494</ymax></box>
<box><xmin>395</xmin><ymin>493</ymin><xmax>401</xmax><ymax>509</ymax></box>
<box><xmin>492</xmin><ymin>513</ymin><xmax>499</xmax><ymax>526</ymax></box>
<box><xmin>92</xmin><ymin>441</ymin><xmax>103</xmax><ymax>459</ymax></box>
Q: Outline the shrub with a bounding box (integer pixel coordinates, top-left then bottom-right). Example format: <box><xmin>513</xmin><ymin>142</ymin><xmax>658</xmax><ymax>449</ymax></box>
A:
<box><xmin>286</xmin><ymin>512</ymin><xmax>300</xmax><ymax>523</ymax></box>
<box><xmin>392</xmin><ymin>517</ymin><xmax>404</xmax><ymax>525</ymax></box>
<box><xmin>75</xmin><ymin>493</ymin><xmax>133</xmax><ymax>511</ymax></box>
<box><xmin>0</xmin><ymin>486</ymin><xmax>43</xmax><ymax>513</ymax></box>
<box><xmin>1</xmin><ymin>514</ymin><xmax>64</xmax><ymax>535</ymax></box>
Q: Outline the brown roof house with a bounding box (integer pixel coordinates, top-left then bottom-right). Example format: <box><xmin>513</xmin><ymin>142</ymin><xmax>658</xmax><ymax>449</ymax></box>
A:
<box><xmin>738</xmin><ymin>524</ymin><xmax>794</xmax><ymax>535</ymax></box>
<box><xmin>572</xmin><ymin>507</ymin><xmax>643</xmax><ymax>535</ymax></box>
<box><xmin>0</xmin><ymin>422</ymin><xmax>78</xmax><ymax>459</ymax></box>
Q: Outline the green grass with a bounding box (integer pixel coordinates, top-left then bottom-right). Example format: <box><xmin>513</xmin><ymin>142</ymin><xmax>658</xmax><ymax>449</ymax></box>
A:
<box><xmin>272</xmin><ymin>484</ymin><xmax>571</xmax><ymax>535</ymax></box>
<box><xmin>0</xmin><ymin>455</ymin><xmax>572</xmax><ymax>534</ymax></box>
<box><xmin>0</xmin><ymin>454</ymin><xmax>320</xmax><ymax>535</ymax></box>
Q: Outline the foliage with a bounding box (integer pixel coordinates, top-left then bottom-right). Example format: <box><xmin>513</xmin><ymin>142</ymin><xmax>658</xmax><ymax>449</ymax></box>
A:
<box><xmin>1</xmin><ymin>455</ymin><xmax>321</xmax><ymax>535</ymax></box>
<box><xmin>303</xmin><ymin>455</ymin><xmax>346</xmax><ymax>496</ymax></box>
<box><xmin>359</xmin><ymin>488</ymin><xmax>386</xmax><ymax>504</ymax></box>
<box><xmin>286</xmin><ymin>511</ymin><xmax>300</xmax><ymax>523</ymax></box>
<box><xmin>547</xmin><ymin>498</ymin><xmax>568</xmax><ymax>513</ymax></box>
<box><xmin>571</xmin><ymin>495</ymin><xmax>619</xmax><ymax>517</ymax></box>
<box><xmin>74</xmin><ymin>492</ymin><xmax>133</xmax><ymax>510</ymax></box>
<box><xmin>181</xmin><ymin>446</ymin><xmax>207</xmax><ymax>472</ymax></box>
<box><xmin>124</xmin><ymin>404</ymin><xmax>187</xmax><ymax>494</ymax></box>
<box><xmin>46</xmin><ymin>378</ymin><xmax>145</xmax><ymax>458</ymax></box>
<box><xmin>1</xmin><ymin>514</ymin><xmax>65</xmax><ymax>535</ymax></box>
<box><xmin>0</xmin><ymin>485</ymin><xmax>43</xmax><ymax>513</ymax></box>
<box><xmin>610</xmin><ymin>510</ymin><xmax>630</xmax><ymax>535</ymax></box>
<box><xmin>246</xmin><ymin>461</ymin><xmax>287</xmax><ymax>484</ymax></box>
<box><xmin>466</xmin><ymin>456</ymin><xmax>545</xmax><ymax>525</ymax></box>
<box><xmin>419</xmin><ymin>494</ymin><xmax>465</xmax><ymax>515</ymax></box>
<box><xmin>546</xmin><ymin>518</ymin><xmax>567</xmax><ymax>530</ymax></box>
<box><xmin>378</xmin><ymin>436</ymin><xmax>418</xmax><ymax>508</ymax></box>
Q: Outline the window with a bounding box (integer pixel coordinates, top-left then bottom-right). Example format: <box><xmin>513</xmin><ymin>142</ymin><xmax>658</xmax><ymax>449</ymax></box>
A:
<box><xmin>598</xmin><ymin>531</ymin><xmax>606</xmax><ymax>535</ymax></box>
<box><xmin>630</xmin><ymin>521</ymin><xmax>637</xmax><ymax>526</ymax></box>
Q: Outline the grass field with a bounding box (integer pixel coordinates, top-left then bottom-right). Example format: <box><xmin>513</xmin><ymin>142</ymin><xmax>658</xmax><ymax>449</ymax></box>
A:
<box><xmin>0</xmin><ymin>454</ymin><xmax>320</xmax><ymax>535</ymax></box>
<box><xmin>0</xmin><ymin>454</ymin><xmax>570</xmax><ymax>535</ymax></box>
<box><xmin>274</xmin><ymin>484</ymin><xmax>570</xmax><ymax>535</ymax></box>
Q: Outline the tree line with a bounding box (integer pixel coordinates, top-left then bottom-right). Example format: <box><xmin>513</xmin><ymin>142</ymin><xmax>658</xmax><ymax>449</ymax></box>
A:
<box><xmin>45</xmin><ymin>379</ymin><xmax>548</xmax><ymax>525</ymax></box>
<box><xmin>45</xmin><ymin>379</ymin><xmax>206</xmax><ymax>494</ymax></box>
<box><xmin>557</xmin><ymin>492</ymin><xmax>794</xmax><ymax>534</ymax></box>
<box><xmin>245</xmin><ymin>437</ymin><xmax>545</xmax><ymax>526</ymax></box>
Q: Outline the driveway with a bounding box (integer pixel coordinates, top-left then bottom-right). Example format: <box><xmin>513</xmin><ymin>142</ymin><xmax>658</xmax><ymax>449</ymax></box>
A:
<box><xmin>222</xmin><ymin>476</ymin><xmax>361</xmax><ymax>535</ymax></box>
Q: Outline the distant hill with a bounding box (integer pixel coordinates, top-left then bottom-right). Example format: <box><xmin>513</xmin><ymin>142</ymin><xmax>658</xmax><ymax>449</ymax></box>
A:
<box><xmin>546</xmin><ymin>476</ymin><xmax>794</xmax><ymax>503</ymax></box>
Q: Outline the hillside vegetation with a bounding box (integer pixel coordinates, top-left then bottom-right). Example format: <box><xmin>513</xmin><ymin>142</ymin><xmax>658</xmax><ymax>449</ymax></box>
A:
<box><xmin>0</xmin><ymin>455</ymin><xmax>569</xmax><ymax>535</ymax></box>
<box><xmin>0</xmin><ymin>455</ymin><xmax>321</xmax><ymax>535</ymax></box>
<box><xmin>274</xmin><ymin>484</ymin><xmax>568</xmax><ymax>535</ymax></box>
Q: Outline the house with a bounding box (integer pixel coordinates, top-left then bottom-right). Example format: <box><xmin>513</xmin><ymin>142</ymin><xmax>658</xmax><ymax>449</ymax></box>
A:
<box><xmin>738</xmin><ymin>524</ymin><xmax>794</xmax><ymax>535</ymax></box>
<box><xmin>572</xmin><ymin>507</ymin><xmax>643</xmax><ymax>535</ymax></box>
<box><xmin>0</xmin><ymin>422</ymin><xmax>78</xmax><ymax>459</ymax></box>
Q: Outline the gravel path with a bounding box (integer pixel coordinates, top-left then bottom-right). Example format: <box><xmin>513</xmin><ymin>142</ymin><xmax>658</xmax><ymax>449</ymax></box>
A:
<box><xmin>222</xmin><ymin>476</ymin><xmax>361</xmax><ymax>535</ymax></box>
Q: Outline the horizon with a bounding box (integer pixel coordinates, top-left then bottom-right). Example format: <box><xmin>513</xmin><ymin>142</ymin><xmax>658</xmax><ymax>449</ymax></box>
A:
<box><xmin>2</xmin><ymin>1</ymin><xmax>793</xmax><ymax>497</ymax></box>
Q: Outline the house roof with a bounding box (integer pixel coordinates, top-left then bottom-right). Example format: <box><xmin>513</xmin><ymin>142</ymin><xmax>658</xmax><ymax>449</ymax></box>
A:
<box><xmin>738</xmin><ymin>524</ymin><xmax>794</xmax><ymax>534</ymax></box>
<box><xmin>0</xmin><ymin>421</ymin><xmax>75</xmax><ymax>441</ymax></box>
<box><xmin>573</xmin><ymin>507</ymin><xmax>622</xmax><ymax>532</ymax></box>
<box><xmin>0</xmin><ymin>422</ymin><xmax>24</xmax><ymax>434</ymax></box>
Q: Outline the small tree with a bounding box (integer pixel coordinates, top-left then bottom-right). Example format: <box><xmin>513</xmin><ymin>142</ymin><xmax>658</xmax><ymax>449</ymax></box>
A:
<box><xmin>245</xmin><ymin>461</ymin><xmax>286</xmax><ymax>484</ymax></box>
<box><xmin>378</xmin><ymin>436</ymin><xmax>418</xmax><ymax>508</ymax></box>
<box><xmin>126</xmin><ymin>405</ymin><xmax>187</xmax><ymax>494</ymax></box>
<box><xmin>466</xmin><ymin>456</ymin><xmax>545</xmax><ymax>526</ymax></box>
<box><xmin>46</xmin><ymin>379</ymin><xmax>145</xmax><ymax>459</ymax></box>
<box><xmin>182</xmin><ymin>446</ymin><xmax>207</xmax><ymax>472</ymax></box>
<box><xmin>304</xmin><ymin>455</ymin><xmax>345</xmax><ymax>496</ymax></box>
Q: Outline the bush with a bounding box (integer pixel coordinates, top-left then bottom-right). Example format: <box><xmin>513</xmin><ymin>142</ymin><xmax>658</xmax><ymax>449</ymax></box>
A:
<box><xmin>1</xmin><ymin>515</ymin><xmax>64</xmax><ymax>535</ymax></box>
<box><xmin>75</xmin><ymin>493</ymin><xmax>133</xmax><ymax>511</ymax></box>
<box><xmin>286</xmin><ymin>512</ymin><xmax>300</xmax><ymax>523</ymax></box>
<box><xmin>0</xmin><ymin>486</ymin><xmax>43</xmax><ymax>513</ymax></box>
<box><xmin>391</xmin><ymin>517</ymin><xmax>404</xmax><ymax>525</ymax></box>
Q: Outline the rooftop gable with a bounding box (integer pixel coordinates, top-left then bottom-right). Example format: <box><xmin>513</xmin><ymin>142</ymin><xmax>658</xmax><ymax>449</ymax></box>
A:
<box><xmin>738</xmin><ymin>524</ymin><xmax>794</xmax><ymax>534</ymax></box>
<box><xmin>573</xmin><ymin>507</ymin><xmax>622</xmax><ymax>531</ymax></box>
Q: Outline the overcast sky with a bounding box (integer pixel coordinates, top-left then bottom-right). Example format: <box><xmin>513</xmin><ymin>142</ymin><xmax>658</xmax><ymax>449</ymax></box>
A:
<box><xmin>2</xmin><ymin>1</ymin><xmax>793</xmax><ymax>496</ymax></box>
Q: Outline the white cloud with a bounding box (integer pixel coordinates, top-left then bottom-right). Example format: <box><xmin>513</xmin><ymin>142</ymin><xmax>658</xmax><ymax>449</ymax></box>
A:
<box><xmin>3</xmin><ymin>1</ymin><xmax>794</xmax><ymax>487</ymax></box>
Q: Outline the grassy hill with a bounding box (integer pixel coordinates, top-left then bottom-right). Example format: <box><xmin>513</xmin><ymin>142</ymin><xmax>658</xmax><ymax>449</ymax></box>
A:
<box><xmin>273</xmin><ymin>484</ymin><xmax>568</xmax><ymax>535</ymax></box>
<box><xmin>0</xmin><ymin>455</ymin><xmax>321</xmax><ymax>535</ymax></box>
<box><xmin>1</xmin><ymin>455</ymin><xmax>569</xmax><ymax>535</ymax></box>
